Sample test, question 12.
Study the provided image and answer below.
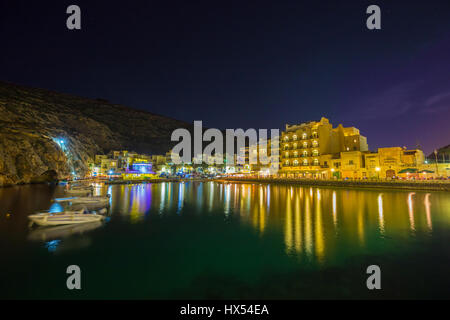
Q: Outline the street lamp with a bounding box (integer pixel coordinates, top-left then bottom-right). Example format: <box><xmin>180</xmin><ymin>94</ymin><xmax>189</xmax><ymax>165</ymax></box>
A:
<box><xmin>375</xmin><ymin>167</ymin><xmax>380</xmax><ymax>179</ymax></box>
<box><xmin>434</xmin><ymin>149</ymin><xmax>439</xmax><ymax>177</ymax></box>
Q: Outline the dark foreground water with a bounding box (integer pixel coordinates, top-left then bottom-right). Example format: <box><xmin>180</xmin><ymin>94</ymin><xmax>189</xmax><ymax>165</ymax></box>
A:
<box><xmin>0</xmin><ymin>182</ymin><xmax>449</xmax><ymax>299</ymax></box>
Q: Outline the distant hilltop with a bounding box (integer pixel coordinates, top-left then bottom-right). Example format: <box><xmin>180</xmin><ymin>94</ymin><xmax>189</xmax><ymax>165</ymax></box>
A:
<box><xmin>0</xmin><ymin>81</ymin><xmax>192</xmax><ymax>186</ymax></box>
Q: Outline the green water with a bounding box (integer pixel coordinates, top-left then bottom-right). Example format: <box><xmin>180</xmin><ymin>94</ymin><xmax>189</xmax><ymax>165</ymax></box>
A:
<box><xmin>0</xmin><ymin>182</ymin><xmax>449</xmax><ymax>299</ymax></box>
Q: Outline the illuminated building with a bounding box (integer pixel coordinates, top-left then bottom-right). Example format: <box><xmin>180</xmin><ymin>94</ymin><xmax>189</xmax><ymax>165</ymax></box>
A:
<box><xmin>236</xmin><ymin>138</ymin><xmax>280</xmax><ymax>175</ymax></box>
<box><xmin>280</xmin><ymin>117</ymin><xmax>368</xmax><ymax>178</ymax></box>
<box><xmin>277</xmin><ymin>117</ymin><xmax>447</xmax><ymax>179</ymax></box>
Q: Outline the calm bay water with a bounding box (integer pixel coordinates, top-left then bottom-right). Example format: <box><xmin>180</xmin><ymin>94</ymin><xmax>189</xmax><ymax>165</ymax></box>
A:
<box><xmin>0</xmin><ymin>181</ymin><xmax>449</xmax><ymax>299</ymax></box>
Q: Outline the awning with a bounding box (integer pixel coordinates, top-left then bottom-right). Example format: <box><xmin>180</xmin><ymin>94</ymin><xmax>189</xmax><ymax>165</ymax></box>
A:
<box><xmin>398</xmin><ymin>168</ymin><xmax>418</xmax><ymax>173</ymax></box>
<box><xmin>420</xmin><ymin>170</ymin><xmax>434</xmax><ymax>173</ymax></box>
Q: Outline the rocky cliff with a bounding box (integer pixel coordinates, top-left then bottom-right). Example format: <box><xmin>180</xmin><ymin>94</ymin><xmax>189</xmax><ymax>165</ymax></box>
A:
<box><xmin>0</xmin><ymin>81</ymin><xmax>192</xmax><ymax>186</ymax></box>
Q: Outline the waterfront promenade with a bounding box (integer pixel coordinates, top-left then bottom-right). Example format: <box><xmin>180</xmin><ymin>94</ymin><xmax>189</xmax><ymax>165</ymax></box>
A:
<box><xmin>85</xmin><ymin>176</ymin><xmax>450</xmax><ymax>191</ymax></box>
<box><xmin>219</xmin><ymin>177</ymin><xmax>450</xmax><ymax>191</ymax></box>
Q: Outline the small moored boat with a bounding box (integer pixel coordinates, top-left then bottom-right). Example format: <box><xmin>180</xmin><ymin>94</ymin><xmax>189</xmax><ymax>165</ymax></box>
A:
<box><xmin>66</xmin><ymin>188</ymin><xmax>93</xmax><ymax>196</ymax></box>
<box><xmin>28</xmin><ymin>209</ymin><xmax>104</xmax><ymax>227</ymax></box>
<box><xmin>54</xmin><ymin>195</ymin><xmax>110</xmax><ymax>206</ymax></box>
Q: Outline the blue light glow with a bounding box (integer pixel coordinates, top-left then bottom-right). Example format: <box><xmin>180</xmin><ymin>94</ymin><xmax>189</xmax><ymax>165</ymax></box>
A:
<box><xmin>131</xmin><ymin>162</ymin><xmax>154</xmax><ymax>174</ymax></box>
<box><xmin>49</xmin><ymin>203</ymin><xmax>64</xmax><ymax>213</ymax></box>
<box><xmin>45</xmin><ymin>240</ymin><xmax>61</xmax><ymax>252</ymax></box>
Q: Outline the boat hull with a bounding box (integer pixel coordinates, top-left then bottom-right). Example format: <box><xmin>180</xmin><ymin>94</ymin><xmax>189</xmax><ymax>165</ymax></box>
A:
<box><xmin>28</xmin><ymin>214</ymin><xmax>104</xmax><ymax>226</ymax></box>
<box><xmin>66</xmin><ymin>190</ymin><xmax>93</xmax><ymax>196</ymax></box>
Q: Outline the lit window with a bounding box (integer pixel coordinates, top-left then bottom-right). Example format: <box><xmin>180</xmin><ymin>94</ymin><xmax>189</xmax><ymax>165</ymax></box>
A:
<box><xmin>303</xmin><ymin>159</ymin><xmax>308</xmax><ymax>165</ymax></box>
<box><xmin>293</xmin><ymin>143</ymin><xmax>297</xmax><ymax>149</ymax></box>
<box><xmin>303</xmin><ymin>151</ymin><xmax>308</xmax><ymax>156</ymax></box>
<box><xmin>314</xmin><ymin>159</ymin><xmax>319</xmax><ymax>165</ymax></box>
<box><xmin>284</xmin><ymin>136</ymin><xmax>289</xmax><ymax>141</ymax></box>
<box><xmin>285</xmin><ymin>152</ymin><xmax>289</xmax><ymax>157</ymax></box>
<box><xmin>302</xmin><ymin>133</ymin><xmax>307</xmax><ymax>139</ymax></box>
<box><xmin>293</xmin><ymin>160</ymin><xmax>299</xmax><ymax>166</ymax></box>
<box><xmin>312</xmin><ymin>140</ymin><xmax>318</xmax><ymax>147</ymax></box>
<box><xmin>294</xmin><ymin>151</ymin><xmax>298</xmax><ymax>157</ymax></box>
<box><xmin>293</xmin><ymin>135</ymin><xmax>297</xmax><ymax>140</ymax></box>
<box><xmin>303</xmin><ymin>142</ymin><xmax>308</xmax><ymax>148</ymax></box>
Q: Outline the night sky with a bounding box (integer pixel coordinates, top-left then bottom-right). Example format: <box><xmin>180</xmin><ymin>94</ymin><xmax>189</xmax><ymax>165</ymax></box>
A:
<box><xmin>1</xmin><ymin>0</ymin><xmax>450</xmax><ymax>154</ymax></box>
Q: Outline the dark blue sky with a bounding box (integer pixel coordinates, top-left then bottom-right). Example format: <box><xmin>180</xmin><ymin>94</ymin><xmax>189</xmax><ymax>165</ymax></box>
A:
<box><xmin>1</xmin><ymin>0</ymin><xmax>450</xmax><ymax>153</ymax></box>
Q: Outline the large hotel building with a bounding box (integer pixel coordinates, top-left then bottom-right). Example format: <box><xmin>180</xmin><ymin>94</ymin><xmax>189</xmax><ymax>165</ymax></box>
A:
<box><xmin>278</xmin><ymin>117</ymin><xmax>431</xmax><ymax>179</ymax></box>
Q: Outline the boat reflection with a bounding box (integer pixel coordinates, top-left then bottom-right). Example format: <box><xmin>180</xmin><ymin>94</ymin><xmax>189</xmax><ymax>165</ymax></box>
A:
<box><xmin>28</xmin><ymin>220</ymin><xmax>104</xmax><ymax>253</ymax></box>
<box><xmin>28</xmin><ymin>221</ymin><xmax>103</xmax><ymax>242</ymax></box>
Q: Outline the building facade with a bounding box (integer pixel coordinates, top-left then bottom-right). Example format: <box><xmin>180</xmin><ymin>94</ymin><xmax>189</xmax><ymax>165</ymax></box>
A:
<box><xmin>279</xmin><ymin>117</ymin><xmax>368</xmax><ymax>178</ymax></box>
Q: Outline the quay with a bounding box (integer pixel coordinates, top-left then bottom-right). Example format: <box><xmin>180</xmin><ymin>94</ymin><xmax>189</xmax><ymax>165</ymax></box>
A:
<box><xmin>218</xmin><ymin>177</ymin><xmax>450</xmax><ymax>192</ymax></box>
<box><xmin>103</xmin><ymin>178</ymin><xmax>214</xmax><ymax>185</ymax></box>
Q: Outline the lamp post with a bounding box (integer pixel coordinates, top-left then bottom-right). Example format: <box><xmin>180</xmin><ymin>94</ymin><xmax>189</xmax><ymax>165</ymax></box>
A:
<box><xmin>375</xmin><ymin>167</ymin><xmax>380</xmax><ymax>180</ymax></box>
<box><xmin>434</xmin><ymin>149</ymin><xmax>439</xmax><ymax>177</ymax></box>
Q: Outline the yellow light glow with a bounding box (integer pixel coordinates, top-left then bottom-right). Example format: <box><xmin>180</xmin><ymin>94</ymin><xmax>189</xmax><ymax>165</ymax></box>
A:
<box><xmin>424</xmin><ymin>193</ymin><xmax>432</xmax><ymax>230</ymax></box>
<box><xmin>408</xmin><ymin>192</ymin><xmax>415</xmax><ymax>231</ymax></box>
<box><xmin>378</xmin><ymin>193</ymin><xmax>385</xmax><ymax>235</ymax></box>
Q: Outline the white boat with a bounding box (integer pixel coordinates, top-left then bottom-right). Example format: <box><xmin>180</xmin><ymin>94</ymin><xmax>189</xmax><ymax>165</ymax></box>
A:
<box><xmin>54</xmin><ymin>195</ymin><xmax>110</xmax><ymax>206</ymax></box>
<box><xmin>66</xmin><ymin>188</ymin><xmax>93</xmax><ymax>196</ymax></box>
<box><xmin>28</xmin><ymin>209</ymin><xmax>104</xmax><ymax>226</ymax></box>
<box><xmin>69</xmin><ymin>185</ymin><xmax>94</xmax><ymax>190</ymax></box>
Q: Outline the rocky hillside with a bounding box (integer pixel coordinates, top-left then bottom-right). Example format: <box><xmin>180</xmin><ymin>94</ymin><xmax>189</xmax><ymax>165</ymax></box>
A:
<box><xmin>0</xmin><ymin>81</ymin><xmax>192</xmax><ymax>186</ymax></box>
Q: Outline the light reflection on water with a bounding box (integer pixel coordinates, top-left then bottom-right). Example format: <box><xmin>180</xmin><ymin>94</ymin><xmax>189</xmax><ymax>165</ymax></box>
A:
<box><xmin>2</xmin><ymin>182</ymin><xmax>448</xmax><ymax>259</ymax></box>
<box><xmin>1</xmin><ymin>181</ymin><xmax>450</xmax><ymax>298</ymax></box>
<box><xmin>102</xmin><ymin>181</ymin><xmax>449</xmax><ymax>264</ymax></box>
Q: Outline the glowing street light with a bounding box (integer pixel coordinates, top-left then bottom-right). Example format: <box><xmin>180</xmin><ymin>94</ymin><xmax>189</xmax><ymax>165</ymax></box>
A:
<box><xmin>375</xmin><ymin>167</ymin><xmax>381</xmax><ymax>179</ymax></box>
